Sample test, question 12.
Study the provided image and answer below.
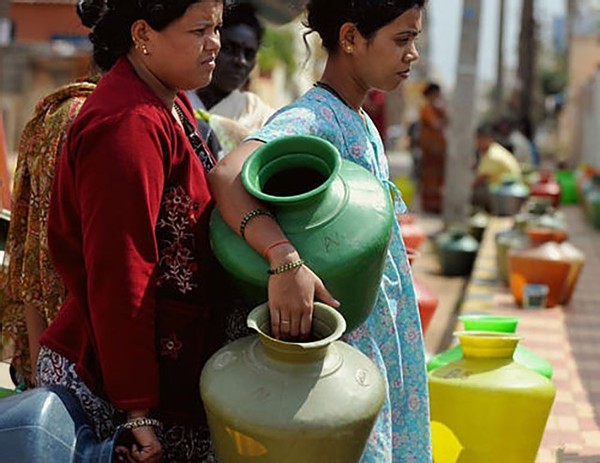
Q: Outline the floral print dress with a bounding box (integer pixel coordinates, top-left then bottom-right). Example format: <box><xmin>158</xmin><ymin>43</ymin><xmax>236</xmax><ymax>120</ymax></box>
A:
<box><xmin>0</xmin><ymin>80</ymin><xmax>97</xmax><ymax>384</ymax></box>
<box><xmin>250</xmin><ymin>87</ymin><xmax>432</xmax><ymax>463</ymax></box>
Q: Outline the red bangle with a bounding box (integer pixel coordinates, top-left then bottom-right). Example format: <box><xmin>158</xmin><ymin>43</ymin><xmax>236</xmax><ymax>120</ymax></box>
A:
<box><xmin>262</xmin><ymin>240</ymin><xmax>291</xmax><ymax>258</ymax></box>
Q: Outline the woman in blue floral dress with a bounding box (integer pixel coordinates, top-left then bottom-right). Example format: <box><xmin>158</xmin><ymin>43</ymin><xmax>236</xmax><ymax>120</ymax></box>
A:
<box><xmin>209</xmin><ymin>0</ymin><xmax>430</xmax><ymax>461</ymax></box>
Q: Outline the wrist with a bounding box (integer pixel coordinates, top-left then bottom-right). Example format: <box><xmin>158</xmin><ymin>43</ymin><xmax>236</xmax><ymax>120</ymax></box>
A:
<box><xmin>268</xmin><ymin>258</ymin><xmax>305</xmax><ymax>275</ymax></box>
<box><xmin>263</xmin><ymin>240</ymin><xmax>291</xmax><ymax>259</ymax></box>
<box><xmin>266</xmin><ymin>243</ymin><xmax>299</xmax><ymax>266</ymax></box>
<box><xmin>122</xmin><ymin>416</ymin><xmax>163</xmax><ymax>431</ymax></box>
<box><xmin>127</xmin><ymin>409</ymin><xmax>150</xmax><ymax>420</ymax></box>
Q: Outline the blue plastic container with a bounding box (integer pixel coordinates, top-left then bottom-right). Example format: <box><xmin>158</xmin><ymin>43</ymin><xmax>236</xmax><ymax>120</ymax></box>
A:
<box><xmin>0</xmin><ymin>385</ymin><xmax>126</xmax><ymax>462</ymax></box>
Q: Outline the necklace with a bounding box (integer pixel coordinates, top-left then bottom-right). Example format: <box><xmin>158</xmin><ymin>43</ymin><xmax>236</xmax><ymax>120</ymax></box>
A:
<box><xmin>314</xmin><ymin>81</ymin><xmax>353</xmax><ymax>109</ymax></box>
<box><xmin>314</xmin><ymin>81</ymin><xmax>366</xmax><ymax>123</ymax></box>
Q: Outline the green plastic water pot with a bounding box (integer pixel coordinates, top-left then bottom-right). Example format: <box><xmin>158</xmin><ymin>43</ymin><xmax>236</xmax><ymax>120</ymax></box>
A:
<box><xmin>209</xmin><ymin>135</ymin><xmax>394</xmax><ymax>331</ymax></box>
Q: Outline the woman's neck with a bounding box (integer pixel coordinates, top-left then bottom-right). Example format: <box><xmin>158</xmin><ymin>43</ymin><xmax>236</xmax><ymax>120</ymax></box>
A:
<box><xmin>195</xmin><ymin>86</ymin><xmax>230</xmax><ymax>110</ymax></box>
<box><xmin>320</xmin><ymin>60</ymin><xmax>367</xmax><ymax>112</ymax></box>
<box><xmin>127</xmin><ymin>53</ymin><xmax>177</xmax><ymax>109</ymax></box>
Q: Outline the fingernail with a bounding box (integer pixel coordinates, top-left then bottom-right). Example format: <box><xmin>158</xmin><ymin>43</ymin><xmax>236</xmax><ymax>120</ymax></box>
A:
<box><xmin>333</xmin><ymin>299</ymin><xmax>341</xmax><ymax>307</ymax></box>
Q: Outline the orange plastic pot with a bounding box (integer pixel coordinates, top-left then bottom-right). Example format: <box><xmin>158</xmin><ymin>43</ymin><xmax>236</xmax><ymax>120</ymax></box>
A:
<box><xmin>508</xmin><ymin>243</ymin><xmax>571</xmax><ymax>308</ymax></box>
<box><xmin>553</xmin><ymin>242</ymin><xmax>584</xmax><ymax>304</ymax></box>
<box><xmin>526</xmin><ymin>227</ymin><xmax>568</xmax><ymax>246</ymax></box>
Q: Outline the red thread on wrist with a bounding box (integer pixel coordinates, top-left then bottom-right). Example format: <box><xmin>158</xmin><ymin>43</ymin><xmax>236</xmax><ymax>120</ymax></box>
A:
<box><xmin>263</xmin><ymin>240</ymin><xmax>291</xmax><ymax>259</ymax></box>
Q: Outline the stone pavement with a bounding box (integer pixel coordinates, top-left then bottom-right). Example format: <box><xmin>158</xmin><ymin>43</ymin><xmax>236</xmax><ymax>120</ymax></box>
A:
<box><xmin>454</xmin><ymin>205</ymin><xmax>600</xmax><ymax>462</ymax></box>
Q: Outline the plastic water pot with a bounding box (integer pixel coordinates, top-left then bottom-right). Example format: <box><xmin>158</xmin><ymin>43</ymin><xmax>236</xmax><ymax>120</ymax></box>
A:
<box><xmin>429</xmin><ymin>332</ymin><xmax>555</xmax><ymax>463</ymax></box>
<box><xmin>0</xmin><ymin>385</ymin><xmax>127</xmax><ymax>462</ymax></box>
<box><xmin>495</xmin><ymin>218</ymin><xmax>531</xmax><ymax>286</ymax></box>
<box><xmin>554</xmin><ymin>170</ymin><xmax>578</xmax><ymax>204</ymax></box>
<box><xmin>200</xmin><ymin>303</ymin><xmax>385</xmax><ymax>462</ymax></box>
<box><xmin>508</xmin><ymin>243</ymin><xmax>571</xmax><ymax>308</ymax></box>
<box><xmin>489</xmin><ymin>179</ymin><xmax>530</xmax><ymax>217</ymax></box>
<box><xmin>530</xmin><ymin>171</ymin><xmax>561</xmax><ymax>208</ymax></box>
<box><xmin>426</xmin><ymin>314</ymin><xmax>553</xmax><ymax>379</ymax></box>
<box><xmin>436</xmin><ymin>229</ymin><xmax>479</xmax><ymax>277</ymax></box>
<box><xmin>210</xmin><ymin>135</ymin><xmax>394</xmax><ymax>331</ymax></box>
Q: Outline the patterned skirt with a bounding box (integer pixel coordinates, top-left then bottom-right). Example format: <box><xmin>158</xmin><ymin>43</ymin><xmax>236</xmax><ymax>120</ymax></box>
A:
<box><xmin>36</xmin><ymin>346</ymin><xmax>216</xmax><ymax>462</ymax></box>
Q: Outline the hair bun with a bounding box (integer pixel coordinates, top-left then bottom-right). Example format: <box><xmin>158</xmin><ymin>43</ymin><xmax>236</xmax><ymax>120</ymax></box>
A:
<box><xmin>77</xmin><ymin>0</ymin><xmax>107</xmax><ymax>29</ymax></box>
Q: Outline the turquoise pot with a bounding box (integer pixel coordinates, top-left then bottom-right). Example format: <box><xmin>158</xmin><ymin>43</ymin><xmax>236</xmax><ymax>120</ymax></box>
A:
<box><xmin>209</xmin><ymin>135</ymin><xmax>394</xmax><ymax>331</ymax></box>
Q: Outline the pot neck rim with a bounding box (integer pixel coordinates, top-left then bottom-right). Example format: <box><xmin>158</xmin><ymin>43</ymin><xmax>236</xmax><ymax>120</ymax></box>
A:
<box><xmin>455</xmin><ymin>331</ymin><xmax>521</xmax><ymax>359</ymax></box>
<box><xmin>247</xmin><ymin>302</ymin><xmax>347</xmax><ymax>362</ymax></box>
<box><xmin>241</xmin><ymin>135</ymin><xmax>342</xmax><ymax>206</ymax></box>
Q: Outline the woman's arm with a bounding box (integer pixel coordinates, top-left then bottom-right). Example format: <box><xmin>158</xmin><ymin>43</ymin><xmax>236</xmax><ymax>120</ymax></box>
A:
<box><xmin>208</xmin><ymin>140</ymin><xmax>339</xmax><ymax>339</ymax></box>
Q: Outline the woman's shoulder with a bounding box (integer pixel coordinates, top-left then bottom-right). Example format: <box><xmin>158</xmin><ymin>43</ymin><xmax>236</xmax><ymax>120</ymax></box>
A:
<box><xmin>73</xmin><ymin>99</ymin><xmax>170</xmax><ymax>140</ymax></box>
<box><xmin>74</xmin><ymin>75</ymin><xmax>173</xmax><ymax>139</ymax></box>
<box><xmin>78</xmin><ymin>58</ymin><xmax>170</xmax><ymax>131</ymax></box>
<box><xmin>249</xmin><ymin>88</ymin><xmax>345</xmax><ymax>142</ymax></box>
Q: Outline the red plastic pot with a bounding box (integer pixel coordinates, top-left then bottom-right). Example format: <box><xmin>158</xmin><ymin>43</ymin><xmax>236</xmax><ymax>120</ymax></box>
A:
<box><xmin>530</xmin><ymin>171</ymin><xmax>561</xmax><ymax>209</ymax></box>
<box><xmin>406</xmin><ymin>247</ymin><xmax>439</xmax><ymax>333</ymax></box>
<box><xmin>399</xmin><ymin>214</ymin><xmax>426</xmax><ymax>251</ymax></box>
<box><xmin>413</xmin><ymin>277</ymin><xmax>438</xmax><ymax>333</ymax></box>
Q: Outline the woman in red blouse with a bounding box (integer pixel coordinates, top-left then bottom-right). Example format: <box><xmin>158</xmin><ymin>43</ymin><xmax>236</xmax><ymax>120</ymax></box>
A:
<box><xmin>38</xmin><ymin>1</ymin><xmax>337</xmax><ymax>461</ymax></box>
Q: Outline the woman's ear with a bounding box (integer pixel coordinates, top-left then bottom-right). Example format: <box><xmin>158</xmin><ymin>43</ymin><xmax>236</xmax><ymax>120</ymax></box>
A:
<box><xmin>339</xmin><ymin>22</ymin><xmax>358</xmax><ymax>54</ymax></box>
<box><xmin>131</xmin><ymin>19</ymin><xmax>152</xmax><ymax>53</ymax></box>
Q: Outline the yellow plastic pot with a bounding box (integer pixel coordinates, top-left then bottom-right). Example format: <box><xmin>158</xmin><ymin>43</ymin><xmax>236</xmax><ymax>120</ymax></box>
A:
<box><xmin>429</xmin><ymin>331</ymin><xmax>555</xmax><ymax>463</ymax></box>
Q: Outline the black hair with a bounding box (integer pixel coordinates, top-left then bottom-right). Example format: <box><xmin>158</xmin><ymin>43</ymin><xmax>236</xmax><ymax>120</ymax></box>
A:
<box><xmin>423</xmin><ymin>82</ymin><xmax>440</xmax><ymax>97</ymax></box>
<box><xmin>223</xmin><ymin>2</ymin><xmax>264</xmax><ymax>43</ymax></box>
<box><xmin>305</xmin><ymin>0</ymin><xmax>425</xmax><ymax>52</ymax></box>
<box><xmin>87</xmin><ymin>0</ymin><xmax>222</xmax><ymax>72</ymax></box>
<box><xmin>77</xmin><ymin>0</ymin><xmax>107</xmax><ymax>29</ymax></box>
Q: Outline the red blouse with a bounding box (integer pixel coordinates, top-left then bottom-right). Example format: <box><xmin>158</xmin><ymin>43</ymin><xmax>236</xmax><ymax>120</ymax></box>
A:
<box><xmin>41</xmin><ymin>57</ymin><xmax>218</xmax><ymax>422</ymax></box>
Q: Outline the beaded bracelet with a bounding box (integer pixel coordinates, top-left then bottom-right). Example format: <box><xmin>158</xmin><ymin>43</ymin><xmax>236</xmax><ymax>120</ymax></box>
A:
<box><xmin>239</xmin><ymin>208</ymin><xmax>276</xmax><ymax>240</ymax></box>
<box><xmin>121</xmin><ymin>417</ymin><xmax>163</xmax><ymax>431</ymax></box>
<box><xmin>267</xmin><ymin>259</ymin><xmax>305</xmax><ymax>275</ymax></box>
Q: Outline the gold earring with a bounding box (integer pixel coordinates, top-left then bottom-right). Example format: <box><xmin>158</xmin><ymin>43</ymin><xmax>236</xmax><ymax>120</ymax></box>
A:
<box><xmin>141</xmin><ymin>44</ymin><xmax>150</xmax><ymax>56</ymax></box>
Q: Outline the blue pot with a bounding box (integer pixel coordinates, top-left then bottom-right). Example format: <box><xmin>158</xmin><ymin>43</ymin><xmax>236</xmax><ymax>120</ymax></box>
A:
<box><xmin>0</xmin><ymin>385</ymin><xmax>127</xmax><ymax>462</ymax></box>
